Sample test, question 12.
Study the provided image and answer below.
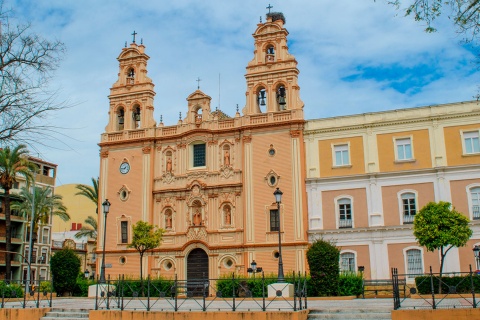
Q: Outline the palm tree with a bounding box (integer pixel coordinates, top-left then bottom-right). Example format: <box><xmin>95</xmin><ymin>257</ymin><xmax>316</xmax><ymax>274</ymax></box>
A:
<box><xmin>12</xmin><ymin>185</ymin><xmax>70</xmax><ymax>241</ymax></box>
<box><xmin>75</xmin><ymin>177</ymin><xmax>98</xmax><ymax>214</ymax></box>
<box><xmin>74</xmin><ymin>215</ymin><xmax>97</xmax><ymax>240</ymax></box>
<box><xmin>0</xmin><ymin>145</ymin><xmax>35</xmax><ymax>280</ymax></box>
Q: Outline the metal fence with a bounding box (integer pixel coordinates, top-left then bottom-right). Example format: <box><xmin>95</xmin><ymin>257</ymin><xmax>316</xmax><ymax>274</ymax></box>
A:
<box><xmin>95</xmin><ymin>272</ymin><xmax>308</xmax><ymax>312</ymax></box>
<box><xmin>392</xmin><ymin>266</ymin><xmax>478</xmax><ymax>310</ymax></box>
<box><xmin>0</xmin><ymin>279</ymin><xmax>53</xmax><ymax>308</ymax></box>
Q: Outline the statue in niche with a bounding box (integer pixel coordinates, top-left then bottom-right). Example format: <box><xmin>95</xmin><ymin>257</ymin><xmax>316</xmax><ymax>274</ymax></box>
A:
<box><xmin>165</xmin><ymin>213</ymin><xmax>172</xmax><ymax>229</ymax></box>
<box><xmin>224</xmin><ymin>150</ymin><xmax>230</xmax><ymax>167</ymax></box>
<box><xmin>224</xmin><ymin>206</ymin><xmax>231</xmax><ymax>225</ymax></box>
<box><xmin>166</xmin><ymin>157</ymin><xmax>172</xmax><ymax>173</ymax></box>
<box><xmin>193</xmin><ymin>209</ymin><xmax>202</xmax><ymax>226</ymax></box>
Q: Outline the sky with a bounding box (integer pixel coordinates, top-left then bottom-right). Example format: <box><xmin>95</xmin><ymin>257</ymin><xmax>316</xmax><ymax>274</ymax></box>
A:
<box><xmin>6</xmin><ymin>0</ymin><xmax>480</xmax><ymax>186</ymax></box>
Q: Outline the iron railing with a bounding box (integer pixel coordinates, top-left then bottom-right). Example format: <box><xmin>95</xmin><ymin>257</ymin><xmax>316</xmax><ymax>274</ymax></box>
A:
<box><xmin>95</xmin><ymin>272</ymin><xmax>308</xmax><ymax>312</ymax></box>
<box><xmin>392</xmin><ymin>265</ymin><xmax>478</xmax><ymax>310</ymax></box>
<box><xmin>0</xmin><ymin>279</ymin><xmax>53</xmax><ymax>308</ymax></box>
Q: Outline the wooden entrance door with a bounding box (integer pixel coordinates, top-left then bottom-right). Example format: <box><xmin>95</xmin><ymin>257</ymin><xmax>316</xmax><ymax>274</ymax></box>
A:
<box><xmin>186</xmin><ymin>248</ymin><xmax>208</xmax><ymax>296</ymax></box>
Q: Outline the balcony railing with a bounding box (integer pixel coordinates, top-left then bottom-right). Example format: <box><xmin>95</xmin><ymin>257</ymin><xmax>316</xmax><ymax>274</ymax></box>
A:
<box><xmin>473</xmin><ymin>206</ymin><xmax>480</xmax><ymax>220</ymax></box>
<box><xmin>403</xmin><ymin>214</ymin><xmax>415</xmax><ymax>224</ymax></box>
<box><xmin>339</xmin><ymin>218</ymin><xmax>352</xmax><ymax>228</ymax></box>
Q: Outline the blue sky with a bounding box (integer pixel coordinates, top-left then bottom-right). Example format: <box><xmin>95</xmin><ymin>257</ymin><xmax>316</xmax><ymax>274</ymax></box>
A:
<box><xmin>6</xmin><ymin>0</ymin><xmax>480</xmax><ymax>185</ymax></box>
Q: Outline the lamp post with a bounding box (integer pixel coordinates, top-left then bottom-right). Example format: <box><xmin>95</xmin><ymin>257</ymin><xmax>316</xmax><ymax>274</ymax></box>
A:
<box><xmin>273</xmin><ymin>187</ymin><xmax>284</xmax><ymax>283</ymax></box>
<box><xmin>247</xmin><ymin>260</ymin><xmax>263</xmax><ymax>278</ymax></box>
<box><xmin>26</xmin><ymin>173</ymin><xmax>36</xmax><ymax>292</ymax></box>
<box><xmin>473</xmin><ymin>245</ymin><xmax>480</xmax><ymax>271</ymax></box>
<box><xmin>99</xmin><ymin>199</ymin><xmax>111</xmax><ymax>283</ymax></box>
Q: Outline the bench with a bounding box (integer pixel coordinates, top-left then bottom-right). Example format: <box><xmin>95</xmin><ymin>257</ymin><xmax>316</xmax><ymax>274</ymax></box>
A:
<box><xmin>362</xmin><ymin>279</ymin><xmax>406</xmax><ymax>298</ymax></box>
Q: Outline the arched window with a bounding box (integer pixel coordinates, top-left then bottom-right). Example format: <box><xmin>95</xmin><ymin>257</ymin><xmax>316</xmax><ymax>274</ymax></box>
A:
<box><xmin>337</xmin><ymin>198</ymin><xmax>352</xmax><ymax>228</ymax></box>
<box><xmin>401</xmin><ymin>192</ymin><xmax>416</xmax><ymax>224</ymax></box>
<box><xmin>266</xmin><ymin>45</ymin><xmax>275</xmax><ymax>62</ymax></box>
<box><xmin>127</xmin><ymin>68</ymin><xmax>135</xmax><ymax>85</ymax></box>
<box><xmin>405</xmin><ymin>248</ymin><xmax>423</xmax><ymax>275</ymax></box>
<box><xmin>470</xmin><ymin>187</ymin><xmax>480</xmax><ymax>220</ymax></box>
<box><xmin>340</xmin><ymin>252</ymin><xmax>356</xmax><ymax>273</ymax></box>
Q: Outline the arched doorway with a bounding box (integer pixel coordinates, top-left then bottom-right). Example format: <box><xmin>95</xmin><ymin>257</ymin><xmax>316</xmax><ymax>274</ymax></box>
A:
<box><xmin>186</xmin><ymin>248</ymin><xmax>209</xmax><ymax>296</ymax></box>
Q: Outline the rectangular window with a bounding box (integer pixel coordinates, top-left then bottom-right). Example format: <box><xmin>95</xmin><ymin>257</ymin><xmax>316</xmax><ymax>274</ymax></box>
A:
<box><xmin>406</xmin><ymin>249</ymin><xmax>423</xmax><ymax>276</ymax></box>
<box><xmin>464</xmin><ymin>131</ymin><xmax>480</xmax><ymax>154</ymax></box>
<box><xmin>42</xmin><ymin>228</ymin><xmax>49</xmax><ymax>244</ymax></box>
<box><xmin>338</xmin><ymin>199</ymin><xmax>352</xmax><ymax>228</ymax></box>
<box><xmin>193</xmin><ymin>144</ymin><xmax>206</xmax><ymax>167</ymax></box>
<box><xmin>396</xmin><ymin>138</ymin><xmax>413</xmax><ymax>160</ymax></box>
<box><xmin>39</xmin><ymin>269</ymin><xmax>47</xmax><ymax>281</ymax></box>
<box><xmin>121</xmin><ymin>221</ymin><xmax>128</xmax><ymax>243</ymax></box>
<box><xmin>334</xmin><ymin>144</ymin><xmax>349</xmax><ymax>166</ymax></box>
<box><xmin>340</xmin><ymin>253</ymin><xmax>355</xmax><ymax>273</ymax></box>
<box><xmin>401</xmin><ymin>193</ymin><xmax>416</xmax><ymax>224</ymax></box>
<box><xmin>40</xmin><ymin>248</ymin><xmax>47</xmax><ymax>264</ymax></box>
<box><xmin>270</xmin><ymin>209</ymin><xmax>280</xmax><ymax>232</ymax></box>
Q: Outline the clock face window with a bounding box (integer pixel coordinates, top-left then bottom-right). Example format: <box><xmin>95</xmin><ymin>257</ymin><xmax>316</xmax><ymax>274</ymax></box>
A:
<box><xmin>120</xmin><ymin>162</ymin><xmax>130</xmax><ymax>174</ymax></box>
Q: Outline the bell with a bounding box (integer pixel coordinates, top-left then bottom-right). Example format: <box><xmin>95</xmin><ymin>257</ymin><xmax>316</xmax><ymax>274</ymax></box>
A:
<box><xmin>278</xmin><ymin>96</ymin><xmax>286</xmax><ymax>105</ymax></box>
<box><xmin>118</xmin><ymin>116</ymin><xmax>124</xmax><ymax>125</ymax></box>
<box><xmin>259</xmin><ymin>90</ymin><xmax>266</xmax><ymax>106</ymax></box>
<box><xmin>135</xmin><ymin>113</ymin><xmax>141</xmax><ymax>121</ymax></box>
<box><xmin>277</xmin><ymin>87</ymin><xmax>286</xmax><ymax>105</ymax></box>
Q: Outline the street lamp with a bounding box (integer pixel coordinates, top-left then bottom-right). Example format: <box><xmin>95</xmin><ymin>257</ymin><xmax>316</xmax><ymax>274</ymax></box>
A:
<box><xmin>99</xmin><ymin>199</ymin><xmax>111</xmax><ymax>283</ymax></box>
<box><xmin>247</xmin><ymin>260</ymin><xmax>263</xmax><ymax>278</ymax></box>
<box><xmin>273</xmin><ymin>187</ymin><xmax>284</xmax><ymax>283</ymax></box>
<box><xmin>473</xmin><ymin>245</ymin><xmax>480</xmax><ymax>271</ymax></box>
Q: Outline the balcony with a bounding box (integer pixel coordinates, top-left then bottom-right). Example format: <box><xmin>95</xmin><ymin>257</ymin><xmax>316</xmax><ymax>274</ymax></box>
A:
<box><xmin>338</xmin><ymin>218</ymin><xmax>352</xmax><ymax>228</ymax></box>
<box><xmin>403</xmin><ymin>214</ymin><xmax>415</xmax><ymax>224</ymax></box>
<box><xmin>0</xmin><ymin>211</ymin><xmax>26</xmax><ymax>222</ymax></box>
<box><xmin>0</xmin><ymin>232</ymin><xmax>24</xmax><ymax>244</ymax></box>
<box><xmin>473</xmin><ymin>206</ymin><xmax>480</xmax><ymax>220</ymax></box>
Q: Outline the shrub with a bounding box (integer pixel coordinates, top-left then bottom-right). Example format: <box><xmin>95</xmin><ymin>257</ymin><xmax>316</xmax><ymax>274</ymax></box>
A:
<box><xmin>215</xmin><ymin>273</ymin><xmax>292</xmax><ymax>298</ymax></box>
<box><xmin>415</xmin><ymin>275</ymin><xmax>480</xmax><ymax>294</ymax></box>
<box><xmin>0</xmin><ymin>282</ymin><xmax>24</xmax><ymax>298</ymax></box>
<box><xmin>39</xmin><ymin>281</ymin><xmax>53</xmax><ymax>294</ymax></box>
<box><xmin>73</xmin><ymin>275</ymin><xmax>95</xmax><ymax>297</ymax></box>
<box><xmin>50</xmin><ymin>248</ymin><xmax>81</xmax><ymax>296</ymax></box>
<box><xmin>306</xmin><ymin>239</ymin><xmax>340</xmax><ymax>296</ymax></box>
<box><xmin>338</xmin><ymin>272</ymin><xmax>363</xmax><ymax>296</ymax></box>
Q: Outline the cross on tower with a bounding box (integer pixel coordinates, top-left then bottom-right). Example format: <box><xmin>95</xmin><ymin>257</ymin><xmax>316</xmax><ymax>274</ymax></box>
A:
<box><xmin>132</xmin><ymin>30</ymin><xmax>137</xmax><ymax>43</ymax></box>
<box><xmin>266</xmin><ymin>4</ymin><xmax>273</xmax><ymax>13</ymax></box>
<box><xmin>196</xmin><ymin>77</ymin><xmax>202</xmax><ymax>90</ymax></box>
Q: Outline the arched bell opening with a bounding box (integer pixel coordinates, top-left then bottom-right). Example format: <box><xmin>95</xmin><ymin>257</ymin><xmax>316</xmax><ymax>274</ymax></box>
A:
<box><xmin>132</xmin><ymin>105</ymin><xmax>141</xmax><ymax>129</ymax></box>
<box><xmin>117</xmin><ymin>107</ymin><xmax>125</xmax><ymax>131</ymax></box>
<box><xmin>257</xmin><ymin>87</ymin><xmax>267</xmax><ymax>113</ymax></box>
<box><xmin>266</xmin><ymin>44</ymin><xmax>275</xmax><ymax>63</ymax></box>
<box><xmin>276</xmin><ymin>85</ymin><xmax>287</xmax><ymax>111</ymax></box>
<box><xmin>127</xmin><ymin>67</ymin><xmax>135</xmax><ymax>85</ymax></box>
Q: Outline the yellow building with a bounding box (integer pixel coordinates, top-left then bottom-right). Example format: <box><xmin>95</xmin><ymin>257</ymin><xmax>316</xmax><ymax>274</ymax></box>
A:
<box><xmin>98</xmin><ymin>12</ymin><xmax>308</xmax><ymax>281</ymax></box>
<box><xmin>305</xmin><ymin>101</ymin><xmax>480</xmax><ymax>280</ymax></box>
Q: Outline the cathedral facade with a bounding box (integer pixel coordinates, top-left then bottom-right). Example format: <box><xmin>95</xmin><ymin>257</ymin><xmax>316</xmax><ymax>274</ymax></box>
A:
<box><xmin>98</xmin><ymin>13</ymin><xmax>308</xmax><ymax>280</ymax></box>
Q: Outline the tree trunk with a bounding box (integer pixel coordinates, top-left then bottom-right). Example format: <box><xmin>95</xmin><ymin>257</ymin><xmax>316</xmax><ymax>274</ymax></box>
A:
<box><xmin>140</xmin><ymin>252</ymin><xmax>144</xmax><ymax>296</ymax></box>
<box><xmin>5</xmin><ymin>189</ymin><xmax>11</xmax><ymax>282</ymax></box>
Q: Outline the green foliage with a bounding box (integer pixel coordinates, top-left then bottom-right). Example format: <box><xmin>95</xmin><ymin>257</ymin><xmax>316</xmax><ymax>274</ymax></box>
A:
<box><xmin>306</xmin><ymin>239</ymin><xmax>340</xmax><ymax>296</ymax></box>
<box><xmin>414</xmin><ymin>201</ymin><xmax>472</xmax><ymax>275</ymax></box>
<box><xmin>128</xmin><ymin>221</ymin><xmax>165</xmax><ymax>280</ymax></box>
<box><xmin>117</xmin><ymin>277</ymin><xmax>174</xmax><ymax>297</ymax></box>
<box><xmin>72</xmin><ymin>275</ymin><xmax>95</xmax><ymax>297</ymax></box>
<box><xmin>338</xmin><ymin>272</ymin><xmax>363</xmax><ymax>296</ymax></box>
<box><xmin>50</xmin><ymin>248</ymin><xmax>81</xmax><ymax>296</ymax></box>
<box><xmin>387</xmin><ymin>0</ymin><xmax>480</xmax><ymax>42</ymax></box>
<box><xmin>75</xmin><ymin>177</ymin><xmax>99</xmax><ymax>208</ymax></box>
<box><xmin>215</xmin><ymin>273</ymin><xmax>279</xmax><ymax>298</ymax></box>
<box><xmin>415</xmin><ymin>275</ymin><xmax>480</xmax><ymax>294</ymax></box>
<box><xmin>0</xmin><ymin>282</ymin><xmax>24</xmax><ymax>298</ymax></box>
<box><xmin>39</xmin><ymin>281</ymin><xmax>52</xmax><ymax>293</ymax></box>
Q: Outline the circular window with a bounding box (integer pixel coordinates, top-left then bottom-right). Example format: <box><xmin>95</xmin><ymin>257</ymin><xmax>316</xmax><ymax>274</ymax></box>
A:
<box><xmin>268</xmin><ymin>148</ymin><xmax>276</xmax><ymax>156</ymax></box>
<box><xmin>119</xmin><ymin>256</ymin><xmax>126</xmax><ymax>264</ymax></box>
<box><xmin>119</xmin><ymin>188</ymin><xmax>129</xmax><ymax>201</ymax></box>
<box><xmin>164</xmin><ymin>261</ymin><xmax>173</xmax><ymax>271</ymax></box>
<box><xmin>273</xmin><ymin>251</ymin><xmax>280</xmax><ymax>259</ymax></box>
<box><xmin>269</xmin><ymin>176</ymin><xmax>276</xmax><ymax>185</ymax></box>
<box><xmin>224</xmin><ymin>258</ymin><xmax>233</xmax><ymax>268</ymax></box>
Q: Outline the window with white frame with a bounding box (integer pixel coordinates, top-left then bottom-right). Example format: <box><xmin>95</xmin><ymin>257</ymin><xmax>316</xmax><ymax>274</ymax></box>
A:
<box><xmin>340</xmin><ymin>252</ymin><xmax>355</xmax><ymax>273</ymax></box>
<box><xmin>395</xmin><ymin>137</ymin><xmax>413</xmax><ymax>160</ymax></box>
<box><xmin>471</xmin><ymin>187</ymin><xmax>480</xmax><ymax>220</ymax></box>
<box><xmin>333</xmin><ymin>144</ymin><xmax>349</xmax><ymax>166</ymax></box>
<box><xmin>401</xmin><ymin>193</ymin><xmax>416</xmax><ymax>224</ymax></box>
<box><xmin>338</xmin><ymin>198</ymin><xmax>352</xmax><ymax>228</ymax></box>
<box><xmin>464</xmin><ymin>131</ymin><xmax>480</xmax><ymax>154</ymax></box>
<box><xmin>406</xmin><ymin>249</ymin><xmax>423</xmax><ymax>275</ymax></box>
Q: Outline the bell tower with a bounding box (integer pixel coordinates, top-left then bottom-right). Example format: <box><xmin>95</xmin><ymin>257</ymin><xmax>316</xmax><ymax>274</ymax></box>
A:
<box><xmin>105</xmin><ymin>34</ymin><xmax>156</xmax><ymax>133</ymax></box>
<box><xmin>244</xmin><ymin>12</ymin><xmax>304</xmax><ymax>115</ymax></box>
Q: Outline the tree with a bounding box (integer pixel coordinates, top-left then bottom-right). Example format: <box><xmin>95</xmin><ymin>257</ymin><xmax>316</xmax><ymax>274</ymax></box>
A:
<box><xmin>306</xmin><ymin>238</ymin><xmax>340</xmax><ymax>297</ymax></box>
<box><xmin>11</xmin><ymin>185</ymin><xmax>70</xmax><ymax>240</ymax></box>
<box><xmin>50</xmin><ymin>248</ymin><xmax>81</xmax><ymax>296</ymax></box>
<box><xmin>387</xmin><ymin>1</ymin><xmax>480</xmax><ymax>42</ymax></box>
<box><xmin>74</xmin><ymin>215</ymin><xmax>97</xmax><ymax>240</ymax></box>
<box><xmin>414</xmin><ymin>201</ymin><xmax>472</xmax><ymax>281</ymax></box>
<box><xmin>128</xmin><ymin>221</ymin><xmax>164</xmax><ymax>282</ymax></box>
<box><xmin>75</xmin><ymin>177</ymin><xmax>99</xmax><ymax>214</ymax></box>
<box><xmin>0</xmin><ymin>0</ymin><xmax>67</xmax><ymax>145</ymax></box>
<box><xmin>0</xmin><ymin>144</ymin><xmax>35</xmax><ymax>280</ymax></box>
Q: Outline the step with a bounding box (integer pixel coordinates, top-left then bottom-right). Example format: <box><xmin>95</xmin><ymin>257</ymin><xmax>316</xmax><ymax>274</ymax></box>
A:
<box><xmin>308</xmin><ymin>308</ymin><xmax>391</xmax><ymax>320</ymax></box>
<box><xmin>42</xmin><ymin>309</ymin><xmax>89</xmax><ymax>320</ymax></box>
